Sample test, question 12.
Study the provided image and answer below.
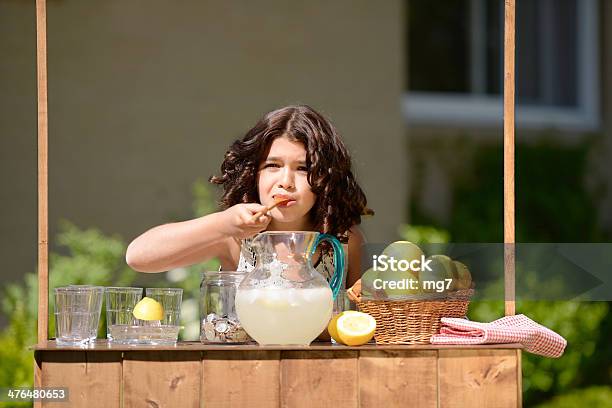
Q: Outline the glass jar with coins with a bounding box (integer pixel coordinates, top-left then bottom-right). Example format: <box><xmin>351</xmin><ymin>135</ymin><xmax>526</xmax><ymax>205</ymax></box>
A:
<box><xmin>200</xmin><ymin>271</ymin><xmax>252</xmax><ymax>343</ymax></box>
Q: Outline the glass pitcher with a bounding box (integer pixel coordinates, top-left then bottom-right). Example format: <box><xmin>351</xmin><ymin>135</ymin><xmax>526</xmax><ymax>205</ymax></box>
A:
<box><xmin>235</xmin><ymin>231</ymin><xmax>345</xmax><ymax>345</ymax></box>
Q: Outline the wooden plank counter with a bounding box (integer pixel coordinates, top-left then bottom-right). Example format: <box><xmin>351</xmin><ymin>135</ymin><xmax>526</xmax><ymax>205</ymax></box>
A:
<box><xmin>33</xmin><ymin>341</ymin><xmax>522</xmax><ymax>407</ymax></box>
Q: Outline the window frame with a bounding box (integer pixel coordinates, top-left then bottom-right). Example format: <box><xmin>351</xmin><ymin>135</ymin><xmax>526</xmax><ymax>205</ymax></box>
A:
<box><xmin>403</xmin><ymin>0</ymin><xmax>600</xmax><ymax>131</ymax></box>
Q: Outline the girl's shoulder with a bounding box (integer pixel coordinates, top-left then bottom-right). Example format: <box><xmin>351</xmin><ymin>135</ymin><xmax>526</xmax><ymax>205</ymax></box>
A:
<box><xmin>347</xmin><ymin>225</ymin><xmax>366</xmax><ymax>245</ymax></box>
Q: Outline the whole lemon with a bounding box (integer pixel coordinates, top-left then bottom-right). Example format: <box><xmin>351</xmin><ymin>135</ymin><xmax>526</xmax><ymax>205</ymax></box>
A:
<box><xmin>420</xmin><ymin>255</ymin><xmax>456</xmax><ymax>293</ymax></box>
<box><xmin>452</xmin><ymin>260</ymin><xmax>472</xmax><ymax>290</ymax></box>
<box><xmin>381</xmin><ymin>241</ymin><xmax>424</xmax><ymax>266</ymax></box>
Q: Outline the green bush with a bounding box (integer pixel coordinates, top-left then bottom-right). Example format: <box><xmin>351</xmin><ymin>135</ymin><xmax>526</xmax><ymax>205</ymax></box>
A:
<box><xmin>447</xmin><ymin>138</ymin><xmax>607</xmax><ymax>242</ymax></box>
<box><xmin>535</xmin><ymin>386</ymin><xmax>612</xmax><ymax>408</ymax></box>
<box><xmin>0</xmin><ymin>180</ymin><xmax>219</xmax><ymax>407</ymax></box>
<box><xmin>0</xmin><ymin>222</ymin><xmax>136</xmax><ymax>408</ymax></box>
<box><xmin>409</xmin><ymin>138</ymin><xmax>612</xmax><ymax>406</ymax></box>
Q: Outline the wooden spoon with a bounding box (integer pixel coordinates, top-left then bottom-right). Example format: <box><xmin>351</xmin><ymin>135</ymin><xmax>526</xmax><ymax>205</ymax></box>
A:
<box><xmin>251</xmin><ymin>196</ymin><xmax>291</xmax><ymax>222</ymax></box>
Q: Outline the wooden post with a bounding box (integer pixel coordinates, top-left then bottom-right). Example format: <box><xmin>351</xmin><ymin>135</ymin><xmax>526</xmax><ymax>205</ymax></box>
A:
<box><xmin>504</xmin><ymin>0</ymin><xmax>516</xmax><ymax>316</ymax></box>
<box><xmin>36</xmin><ymin>0</ymin><xmax>49</xmax><ymax>343</ymax></box>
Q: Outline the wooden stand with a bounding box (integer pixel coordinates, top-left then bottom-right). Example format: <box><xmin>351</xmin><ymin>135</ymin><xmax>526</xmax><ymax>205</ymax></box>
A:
<box><xmin>33</xmin><ymin>1</ymin><xmax>521</xmax><ymax>407</ymax></box>
<box><xmin>34</xmin><ymin>341</ymin><xmax>522</xmax><ymax>408</ymax></box>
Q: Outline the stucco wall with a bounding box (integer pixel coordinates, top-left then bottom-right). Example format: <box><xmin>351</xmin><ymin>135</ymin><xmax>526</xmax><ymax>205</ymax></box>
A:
<box><xmin>0</xmin><ymin>0</ymin><xmax>407</xmax><ymax>307</ymax></box>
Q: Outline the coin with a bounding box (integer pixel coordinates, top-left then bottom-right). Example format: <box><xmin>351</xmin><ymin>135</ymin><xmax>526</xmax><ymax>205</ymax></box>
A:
<box><xmin>201</xmin><ymin>313</ymin><xmax>251</xmax><ymax>343</ymax></box>
<box><xmin>203</xmin><ymin>322</ymin><xmax>216</xmax><ymax>341</ymax></box>
<box><xmin>215</xmin><ymin>320</ymin><xmax>229</xmax><ymax>333</ymax></box>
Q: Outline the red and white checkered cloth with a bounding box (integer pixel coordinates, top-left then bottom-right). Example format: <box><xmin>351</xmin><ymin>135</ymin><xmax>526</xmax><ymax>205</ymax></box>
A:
<box><xmin>430</xmin><ymin>314</ymin><xmax>567</xmax><ymax>358</ymax></box>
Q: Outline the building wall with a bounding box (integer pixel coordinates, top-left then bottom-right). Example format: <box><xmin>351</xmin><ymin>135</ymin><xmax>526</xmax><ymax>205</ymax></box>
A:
<box><xmin>0</xmin><ymin>0</ymin><xmax>407</xmax><ymax>308</ymax></box>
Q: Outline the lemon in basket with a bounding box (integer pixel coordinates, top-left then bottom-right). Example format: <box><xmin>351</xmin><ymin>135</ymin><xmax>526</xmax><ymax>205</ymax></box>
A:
<box><xmin>132</xmin><ymin>297</ymin><xmax>164</xmax><ymax>321</ymax></box>
<box><xmin>381</xmin><ymin>241</ymin><xmax>424</xmax><ymax>263</ymax></box>
<box><xmin>420</xmin><ymin>254</ymin><xmax>456</xmax><ymax>293</ymax></box>
<box><xmin>452</xmin><ymin>260</ymin><xmax>472</xmax><ymax>290</ymax></box>
<box><xmin>380</xmin><ymin>269</ymin><xmax>420</xmax><ymax>298</ymax></box>
<box><xmin>336</xmin><ymin>312</ymin><xmax>376</xmax><ymax>346</ymax></box>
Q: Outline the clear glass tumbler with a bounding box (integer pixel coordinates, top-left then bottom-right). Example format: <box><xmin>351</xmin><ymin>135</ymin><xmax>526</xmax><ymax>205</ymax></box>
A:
<box><xmin>104</xmin><ymin>287</ymin><xmax>143</xmax><ymax>341</ymax></box>
<box><xmin>144</xmin><ymin>287</ymin><xmax>183</xmax><ymax>344</ymax></box>
<box><xmin>330</xmin><ymin>287</ymin><xmax>356</xmax><ymax>344</ymax></box>
<box><xmin>333</xmin><ymin>288</ymin><xmax>352</xmax><ymax>314</ymax></box>
<box><xmin>54</xmin><ymin>286</ymin><xmax>104</xmax><ymax>346</ymax></box>
<box><xmin>200</xmin><ymin>271</ymin><xmax>251</xmax><ymax>343</ymax></box>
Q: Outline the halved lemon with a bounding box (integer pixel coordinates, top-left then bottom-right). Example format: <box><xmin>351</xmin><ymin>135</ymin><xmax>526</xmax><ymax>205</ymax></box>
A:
<box><xmin>328</xmin><ymin>311</ymin><xmax>361</xmax><ymax>344</ymax></box>
<box><xmin>132</xmin><ymin>297</ymin><xmax>164</xmax><ymax>321</ymax></box>
<box><xmin>336</xmin><ymin>312</ymin><xmax>376</xmax><ymax>346</ymax></box>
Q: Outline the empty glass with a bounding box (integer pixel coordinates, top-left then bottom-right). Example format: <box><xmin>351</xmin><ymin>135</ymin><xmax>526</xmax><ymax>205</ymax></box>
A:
<box><xmin>104</xmin><ymin>287</ymin><xmax>183</xmax><ymax>345</ymax></box>
<box><xmin>146</xmin><ymin>288</ymin><xmax>182</xmax><ymax>325</ymax></box>
<box><xmin>334</xmin><ymin>288</ymin><xmax>353</xmax><ymax>314</ymax></box>
<box><xmin>104</xmin><ymin>287</ymin><xmax>143</xmax><ymax>341</ymax></box>
<box><xmin>54</xmin><ymin>286</ymin><xmax>104</xmax><ymax>346</ymax></box>
<box><xmin>144</xmin><ymin>287</ymin><xmax>183</xmax><ymax>344</ymax></box>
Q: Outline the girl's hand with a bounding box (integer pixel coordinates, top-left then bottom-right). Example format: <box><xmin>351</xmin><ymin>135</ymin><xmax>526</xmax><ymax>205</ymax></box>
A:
<box><xmin>220</xmin><ymin>203</ymin><xmax>272</xmax><ymax>239</ymax></box>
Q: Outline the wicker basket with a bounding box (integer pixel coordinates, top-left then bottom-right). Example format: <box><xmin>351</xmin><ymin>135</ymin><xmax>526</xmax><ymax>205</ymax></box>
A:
<box><xmin>353</xmin><ymin>289</ymin><xmax>474</xmax><ymax>344</ymax></box>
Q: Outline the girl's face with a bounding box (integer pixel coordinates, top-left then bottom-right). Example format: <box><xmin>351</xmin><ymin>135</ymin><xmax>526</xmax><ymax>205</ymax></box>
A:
<box><xmin>257</xmin><ymin>136</ymin><xmax>317</xmax><ymax>227</ymax></box>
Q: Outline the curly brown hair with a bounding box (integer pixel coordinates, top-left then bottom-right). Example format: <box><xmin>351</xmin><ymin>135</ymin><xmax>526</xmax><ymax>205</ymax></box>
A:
<box><xmin>209</xmin><ymin>105</ymin><xmax>374</xmax><ymax>243</ymax></box>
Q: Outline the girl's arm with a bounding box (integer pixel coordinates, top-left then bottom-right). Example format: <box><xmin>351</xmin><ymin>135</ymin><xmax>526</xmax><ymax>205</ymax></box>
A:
<box><xmin>126</xmin><ymin>204</ymin><xmax>270</xmax><ymax>273</ymax></box>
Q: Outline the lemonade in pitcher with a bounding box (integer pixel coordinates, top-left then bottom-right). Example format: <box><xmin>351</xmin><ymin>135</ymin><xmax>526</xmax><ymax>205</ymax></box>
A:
<box><xmin>235</xmin><ymin>231</ymin><xmax>344</xmax><ymax>345</ymax></box>
<box><xmin>235</xmin><ymin>287</ymin><xmax>332</xmax><ymax>344</ymax></box>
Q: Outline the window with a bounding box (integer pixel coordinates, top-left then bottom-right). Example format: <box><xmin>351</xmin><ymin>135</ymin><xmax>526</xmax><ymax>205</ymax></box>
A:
<box><xmin>404</xmin><ymin>0</ymin><xmax>600</xmax><ymax>130</ymax></box>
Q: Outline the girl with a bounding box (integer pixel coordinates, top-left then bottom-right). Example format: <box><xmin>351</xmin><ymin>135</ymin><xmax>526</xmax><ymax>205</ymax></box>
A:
<box><xmin>126</xmin><ymin>105</ymin><xmax>373</xmax><ymax>290</ymax></box>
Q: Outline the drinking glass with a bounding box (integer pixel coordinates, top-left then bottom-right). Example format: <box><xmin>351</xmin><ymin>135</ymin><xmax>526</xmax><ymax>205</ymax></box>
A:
<box><xmin>104</xmin><ymin>287</ymin><xmax>143</xmax><ymax>341</ymax></box>
<box><xmin>54</xmin><ymin>286</ymin><xmax>104</xmax><ymax>346</ymax></box>
<box><xmin>145</xmin><ymin>287</ymin><xmax>183</xmax><ymax>344</ymax></box>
